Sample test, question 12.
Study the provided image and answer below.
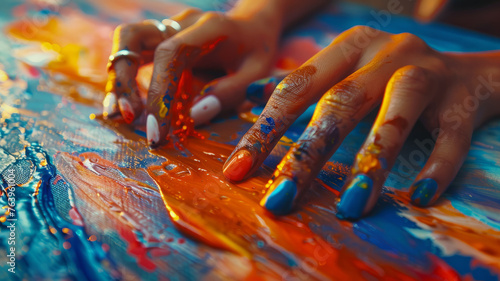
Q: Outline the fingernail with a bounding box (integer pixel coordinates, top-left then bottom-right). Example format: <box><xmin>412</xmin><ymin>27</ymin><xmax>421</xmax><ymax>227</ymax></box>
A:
<box><xmin>223</xmin><ymin>150</ymin><xmax>252</xmax><ymax>181</ymax></box>
<box><xmin>102</xmin><ymin>92</ymin><xmax>117</xmax><ymax>118</ymax></box>
<box><xmin>336</xmin><ymin>174</ymin><xmax>373</xmax><ymax>220</ymax></box>
<box><xmin>260</xmin><ymin>176</ymin><xmax>297</xmax><ymax>216</ymax></box>
<box><xmin>410</xmin><ymin>178</ymin><xmax>438</xmax><ymax>207</ymax></box>
<box><xmin>118</xmin><ymin>97</ymin><xmax>135</xmax><ymax>124</ymax></box>
<box><xmin>190</xmin><ymin>95</ymin><xmax>222</xmax><ymax>126</ymax></box>
<box><xmin>147</xmin><ymin>114</ymin><xmax>160</xmax><ymax>147</ymax></box>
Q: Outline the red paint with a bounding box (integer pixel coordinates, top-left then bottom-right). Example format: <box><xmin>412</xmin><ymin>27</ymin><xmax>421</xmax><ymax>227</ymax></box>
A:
<box><xmin>119</xmin><ymin>227</ymin><xmax>156</xmax><ymax>272</ymax></box>
<box><xmin>383</xmin><ymin>116</ymin><xmax>409</xmax><ymax>135</ymax></box>
<box><xmin>68</xmin><ymin>207</ymin><xmax>84</xmax><ymax>226</ymax></box>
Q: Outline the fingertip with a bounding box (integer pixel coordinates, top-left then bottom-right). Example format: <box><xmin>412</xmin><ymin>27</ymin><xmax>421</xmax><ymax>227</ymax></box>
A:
<box><xmin>118</xmin><ymin>97</ymin><xmax>135</xmax><ymax>124</ymax></box>
<box><xmin>410</xmin><ymin>178</ymin><xmax>438</xmax><ymax>207</ymax></box>
<box><xmin>147</xmin><ymin>114</ymin><xmax>160</xmax><ymax>148</ymax></box>
<box><xmin>103</xmin><ymin>92</ymin><xmax>117</xmax><ymax>119</ymax></box>
<box><xmin>260</xmin><ymin>176</ymin><xmax>297</xmax><ymax>216</ymax></box>
<box><xmin>223</xmin><ymin>149</ymin><xmax>253</xmax><ymax>181</ymax></box>
<box><xmin>336</xmin><ymin>174</ymin><xmax>373</xmax><ymax>220</ymax></box>
<box><xmin>190</xmin><ymin>95</ymin><xmax>222</xmax><ymax>126</ymax></box>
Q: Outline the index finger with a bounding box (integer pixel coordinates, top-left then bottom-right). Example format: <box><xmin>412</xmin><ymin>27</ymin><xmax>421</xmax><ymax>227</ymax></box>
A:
<box><xmin>146</xmin><ymin>13</ymin><xmax>230</xmax><ymax>148</ymax></box>
<box><xmin>222</xmin><ymin>27</ymin><xmax>374</xmax><ymax>181</ymax></box>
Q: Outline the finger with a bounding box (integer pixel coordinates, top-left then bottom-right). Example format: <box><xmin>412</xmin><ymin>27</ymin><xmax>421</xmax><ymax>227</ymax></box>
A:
<box><xmin>222</xmin><ymin>26</ymin><xmax>378</xmax><ymax>182</ymax></box>
<box><xmin>146</xmin><ymin>12</ymin><xmax>231</xmax><ymax>147</ymax></box>
<box><xmin>258</xmin><ymin>60</ymin><xmax>422</xmax><ymax>216</ymax></box>
<box><xmin>105</xmin><ymin>23</ymin><xmax>166</xmax><ymax>122</ymax></box>
<box><xmin>336</xmin><ymin>66</ymin><xmax>436</xmax><ymax>220</ymax></box>
<box><xmin>190</xmin><ymin>54</ymin><xmax>271</xmax><ymax>126</ymax></box>
<box><xmin>409</xmin><ymin>104</ymin><xmax>473</xmax><ymax>207</ymax></box>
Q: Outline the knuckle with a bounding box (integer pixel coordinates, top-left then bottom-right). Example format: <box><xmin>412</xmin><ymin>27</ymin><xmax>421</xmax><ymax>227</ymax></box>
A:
<box><xmin>393</xmin><ymin>32</ymin><xmax>427</xmax><ymax>52</ymax></box>
<box><xmin>155</xmin><ymin>39</ymin><xmax>179</xmax><ymax>59</ymax></box>
<box><xmin>438</xmin><ymin>127</ymin><xmax>471</xmax><ymax>150</ymax></box>
<box><xmin>321</xmin><ymin>79</ymin><xmax>366</xmax><ymax>118</ymax></box>
<box><xmin>347</xmin><ymin>25</ymin><xmax>371</xmax><ymax>35</ymax></box>
<box><xmin>390</xmin><ymin>65</ymin><xmax>432</xmax><ymax>97</ymax></box>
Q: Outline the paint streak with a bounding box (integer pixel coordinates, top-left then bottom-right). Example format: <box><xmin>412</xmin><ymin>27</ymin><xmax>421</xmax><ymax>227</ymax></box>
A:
<box><xmin>383</xmin><ymin>116</ymin><xmax>409</xmax><ymax>135</ymax></box>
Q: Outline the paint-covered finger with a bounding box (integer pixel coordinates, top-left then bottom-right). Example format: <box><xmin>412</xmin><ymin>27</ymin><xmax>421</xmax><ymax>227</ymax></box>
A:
<box><xmin>146</xmin><ymin>13</ymin><xmax>231</xmax><ymax>147</ymax></box>
<box><xmin>258</xmin><ymin>61</ymin><xmax>417</xmax><ymax>215</ymax></box>
<box><xmin>191</xmin><ymin>54</ymin><xmax>271</xmax><ymax>125</ymax></box>
<box><xmin>336</xmin><ymin>66</ymin><xmax>436</xmax><ymax>220</ymax></box>
<box><xmin>410</xmin><ymin>119</ymin><xmax>473</xmax><ymax>207</ymax></box>
<box><xmin>222</xmin><ymin>27</ymin><xmax>380</xmax><ymax>181</ymax></box>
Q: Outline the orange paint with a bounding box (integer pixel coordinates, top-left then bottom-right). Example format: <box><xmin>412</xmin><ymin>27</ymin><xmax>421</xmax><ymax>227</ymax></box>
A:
<box><xmin>222</xmin><ymin>149</ymin><xmax>253</xmax><ymax>181</ymax></box>
<box><xmin>390</xmin><ymin>190</ymin><xmax>500</xmax><ymax>271</ymax></box>
<box><xmin>354</xmin><ymin>153</ymin><xmax>382</xmax><ymax>174</ymax></box>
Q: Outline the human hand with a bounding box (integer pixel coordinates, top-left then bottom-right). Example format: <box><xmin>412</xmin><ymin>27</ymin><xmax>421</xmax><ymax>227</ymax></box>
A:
<box><xmin>104</xmin><ymin>6</ymin><xmax>282</xmax><ymax>147</ymax></box>
<box><xmin>103</xmin><ymin>8</ymin><xmax>201</xmax><ymax>122</ymax></box>
<box><xmin>222</xmin><ymin>26</ymin><xmax>500</xmax><ymax>218</ymax></box>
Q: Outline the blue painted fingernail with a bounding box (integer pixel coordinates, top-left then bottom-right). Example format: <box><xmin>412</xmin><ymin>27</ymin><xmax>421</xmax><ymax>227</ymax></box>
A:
<box><xmin>260</xmin><ymin>176</ymin><xmax>297</xmax><ymax>216</ymax></box>
<box><xmin>410</xmin><ymin>178</ymin><xmax>438</xmax><ymax>207</ymax></box>
<box><xmin>336</xmin><ymin>174</ymin><xmax>373</xmax><ymax>220</ymax></box>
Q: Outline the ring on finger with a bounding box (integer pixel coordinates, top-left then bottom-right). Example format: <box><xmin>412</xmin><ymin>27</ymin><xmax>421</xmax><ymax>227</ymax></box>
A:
<box><xmin>143</xmin><ymin>18</ymin><xmax>181</xmax><ymax>39</ymax></box>
<box><xmin>107</xmin><ymin>50</ymin><xmax>142</xmax><ymax>72</ymax></box>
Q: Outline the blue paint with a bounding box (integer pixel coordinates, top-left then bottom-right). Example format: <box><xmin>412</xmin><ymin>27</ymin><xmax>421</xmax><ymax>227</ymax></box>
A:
<box><xmin>336</xmin><ymin>174</ymin><xmax>373</xmax><ymax>220</ymax></box>
<box><xmin>262</xmin><ymin>179</ymin><xmax>297</xmax><ymax>216</ymax></box>
<box><xmin>260</xmin><ymin>117</ymin><xmax>275</xmax><ymax>135</ymax></box>
<box><xmin>134</xmin><ymin>130</ymin><xmax>147</xmax><ymax>138</ymax></box>
<box><xmin>410</xmin><ymin>178</ymin><xmax>438</xmax><ymax>206</ymax></box>
<box><xmin>246</xmin><ymin>75</ymin><xmax>286</xmax><ymax>104</ymax></box>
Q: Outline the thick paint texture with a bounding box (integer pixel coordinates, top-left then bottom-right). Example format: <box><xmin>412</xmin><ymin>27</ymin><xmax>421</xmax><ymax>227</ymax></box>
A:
<box><xmin>1</xmin><ymin>0</ymin><xmax>500</xmax><ymax>280</ymax></box>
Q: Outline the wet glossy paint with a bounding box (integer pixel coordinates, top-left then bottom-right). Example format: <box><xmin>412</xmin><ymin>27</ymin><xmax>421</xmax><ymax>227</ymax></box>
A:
<box><xmin>0</xmin><ymin>0</ymin><xmax>499</xmax><ymax>280</ymax></box>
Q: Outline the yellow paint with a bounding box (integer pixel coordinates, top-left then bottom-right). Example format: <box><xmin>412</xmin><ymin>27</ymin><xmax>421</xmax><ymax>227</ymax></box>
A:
<box><xmin>0</xmin><ymin>70</ymin><xmax>8</xmax><ymax>82</ymax></box>
<box><xmin>355</xmin><ymin>153</ymin><xmax>381</xmax><ymax>174</ymax></box>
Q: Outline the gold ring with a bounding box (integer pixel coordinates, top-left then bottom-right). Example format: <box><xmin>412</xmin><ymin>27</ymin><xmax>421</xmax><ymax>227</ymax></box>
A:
<box><xmin>107</xmin><ymin>50</ymin><xmax>142</xmax><ymax>72</ymax></box>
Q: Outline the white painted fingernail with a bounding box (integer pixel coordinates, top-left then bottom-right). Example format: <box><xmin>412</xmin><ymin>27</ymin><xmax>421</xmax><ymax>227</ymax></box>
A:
<box><xmin>190</xmin><ymin>95</ymin><xmax>222</xmax><ymax>126</ymax></box>
<box><xmin>118</xmin><ymin>97</ymin><xmax>135</xmax><ymax>124</ymax></box>
<box><xmin>147</xmin><ymin>114</ymin><xmax>160</xmax><ymax>147</ymax></box>
<box><xmin>102</xmin><ymin>92</ymin><xmax>117</xmax><ymax>118</ymax></box>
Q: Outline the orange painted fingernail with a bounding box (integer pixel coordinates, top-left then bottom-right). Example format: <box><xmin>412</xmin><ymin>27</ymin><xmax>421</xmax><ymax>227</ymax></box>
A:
<box><xmin>223</xmin><ymin>150</ymin><xmax>253</xmax><ymax>181</ymax></box>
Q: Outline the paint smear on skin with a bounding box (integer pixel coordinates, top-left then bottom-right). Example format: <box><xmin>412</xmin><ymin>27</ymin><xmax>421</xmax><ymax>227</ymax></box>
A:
<box><xmin>383</xmin><ymin>116</ymin><xmax>409</xmax><ymax>136</ymax></box>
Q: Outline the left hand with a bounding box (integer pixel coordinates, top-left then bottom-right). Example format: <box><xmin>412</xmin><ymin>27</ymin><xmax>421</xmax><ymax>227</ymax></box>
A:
<box><xmin>222</xmin><ymin>26</ymin><xmax>500</xmax><ymax>218</ymax></box>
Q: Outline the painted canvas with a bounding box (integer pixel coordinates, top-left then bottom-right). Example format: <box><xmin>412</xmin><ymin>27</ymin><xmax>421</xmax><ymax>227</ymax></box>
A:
<box><xmin>0</xmin><ymin>0</ymin><xmax>499</xmax><ymax>280</ymax></box>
